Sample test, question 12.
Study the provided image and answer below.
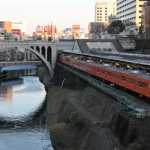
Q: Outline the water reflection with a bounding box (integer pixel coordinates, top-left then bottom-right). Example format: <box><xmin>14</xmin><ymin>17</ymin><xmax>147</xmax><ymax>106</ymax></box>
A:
<box><xmin>0</xmin><ymin>76</ymin><xmax>53</xmax><ymax>150</ymax></box>
<box><xmin>0</xmin><ymin>76</ymin><xmax>46</xmax><ymax>122</ymax></box>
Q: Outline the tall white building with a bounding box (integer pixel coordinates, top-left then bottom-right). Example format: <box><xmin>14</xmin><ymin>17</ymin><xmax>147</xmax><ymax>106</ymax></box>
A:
<box><xmin>95</xmin><ymin>2</ymin><xmax>116</xmax><ymax>22</ymax></box>
<box><xmin>117</xmin><ymin>0</ymin><xmax>147</xmax><ymax>27</ymax></box>
<box><xmin>11</xmin><ymin>21</ymin><xmax>26</xmax><ymax>33</ymax></box>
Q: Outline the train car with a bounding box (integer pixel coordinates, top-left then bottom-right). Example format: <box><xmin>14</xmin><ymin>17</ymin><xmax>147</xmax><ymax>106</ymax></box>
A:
<box><xmin>58</xmin><ymin>54</ymin><xmax>150</xmax><ymax>98</ymax></box>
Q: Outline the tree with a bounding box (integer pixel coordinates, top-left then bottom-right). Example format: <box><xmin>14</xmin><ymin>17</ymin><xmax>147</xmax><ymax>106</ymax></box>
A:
<box><xmin>107</xmin><ymin>20</ymin><xmax>125</xmax><ymax>34</ymax></box>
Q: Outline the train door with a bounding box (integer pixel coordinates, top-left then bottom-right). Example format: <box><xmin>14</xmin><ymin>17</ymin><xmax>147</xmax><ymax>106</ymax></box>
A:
<box><xmin>136</xmin><ymin>80</ymin><xmax>146</xmax><ymax>97</ymax></box>
<box><xmin>118</xmin><ymin>72</ymin><xmax>127</xmax><ymax>88</ymax></box>
<box><xmin>145</xmin><ymin>80</ymin><xmax>150</xmax><ymax>98</ymax></box>
<box><xmin>101</xmin><ymin>68</ymin><xmax>106</xmax><ymax>81</ymax></box>
<box><xmin>82</xmin><ymin>62</ymin><xmax>86</xmax><ymax>72</ymax></box>
<box><xmin>106</xmin><ymin>71</ymin><xmax>112</xmax><ymax>82</ymax></box>
<box><xmin>126</xmin><ymin>74</ymin><xmax>136</xmax><ymax>92</ymax></box>
<box><xmin>111</xmin><ymin>70</ymin><xmax>115</xmax><ymax>83</ymax></box>
<box><xmin>91</xmin><ymin>64</ymin><xmax>95</xmax><ymax>75</ymax></box>
<box><xmin>115</xmin><ymin>72</ymin><xmax>119</xmax><ymax>85</ymax></box>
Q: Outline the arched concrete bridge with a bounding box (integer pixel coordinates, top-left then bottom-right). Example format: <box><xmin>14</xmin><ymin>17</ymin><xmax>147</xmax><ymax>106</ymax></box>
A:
<box><xmin>0</xmin><ymin>41</ymin><xmax>56</xmax><ymax>79</ymax></box>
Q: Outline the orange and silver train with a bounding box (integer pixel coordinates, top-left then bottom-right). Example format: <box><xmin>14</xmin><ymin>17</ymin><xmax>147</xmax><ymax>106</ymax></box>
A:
<box><xmin>58</xmin><ymin>54</ymin><xmax>150</xmax><ymax>98</ymax></box>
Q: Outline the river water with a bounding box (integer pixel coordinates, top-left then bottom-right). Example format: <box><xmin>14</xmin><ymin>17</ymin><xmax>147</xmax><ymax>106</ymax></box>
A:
<box><xmin>0</xmin><ymin>74</ymin><xmax>54</xmax><ymax>150</ymax></box>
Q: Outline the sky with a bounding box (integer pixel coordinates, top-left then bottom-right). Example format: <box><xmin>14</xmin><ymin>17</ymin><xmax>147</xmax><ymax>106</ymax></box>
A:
<box><xmin>0</xmin><ymin>0</ymin><xmax>115</xmax><ymax>34</ymax></box>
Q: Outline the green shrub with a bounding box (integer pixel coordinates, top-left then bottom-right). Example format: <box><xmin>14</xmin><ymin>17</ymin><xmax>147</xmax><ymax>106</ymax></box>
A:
<box><xmin>69</xmin><ymin>111</ymin><xmax>79</xmax><ymax>124</ymax></box>
<box><xmin>61</xmin><ymin>95</ymin><xmax>67</xmax><ymax>104</ymax></box>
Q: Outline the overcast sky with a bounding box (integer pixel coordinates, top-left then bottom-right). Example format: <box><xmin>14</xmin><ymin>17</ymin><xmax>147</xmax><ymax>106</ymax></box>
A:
<box><xmin>0</xmin><ymin>0</ymin><xmax>115</xmax><ymax>33</ymax></box>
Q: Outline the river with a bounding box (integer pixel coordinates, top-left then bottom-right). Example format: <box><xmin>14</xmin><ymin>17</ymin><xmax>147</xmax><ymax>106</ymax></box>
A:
<box><xmin>0</xmin><ymin>72</ymin><xmax>54</xmax><ymax>150</ymax></box>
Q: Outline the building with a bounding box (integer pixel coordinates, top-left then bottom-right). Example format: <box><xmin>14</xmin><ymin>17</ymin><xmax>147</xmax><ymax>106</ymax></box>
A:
<box><xmin>72</xmin><ymin>25</ymin><xmax>80</xmax><ymax>39</ymax></box>
<box><xmin>95</xmin><ymin>1</ymin><xmax>116</xmax><ymax>22</ymax></box>
<box><xmin>117</xmin><ymin>0</ymin><xmax>147</xmax><ymax>27</ymax></box>
<box><xmin>65</xmin><ymin>28</ymin><xmax>72</xmax><ymax>35</ymax></box>
<box><xmin>141</xmin><ymin>1</ymin><xmax>150</xmax><ymax>38</ymax></box>
<box><xmin>0</xmin><ymin>28</ymin><xmax>7</xmax><ymax>40</ymax></box>
<box><xmin>108</xmin><ymin>15</ymin><xmax>116</xmax><ymax>23</ymax></box>
<box><xmin>0</xmin><ymin>21</ymin><xmax>12</xmax><ymax>33</ymax></box>
<box><xmin>44</xmin><ymin>25</ymin><xmax>56</xmax><ymax>35</ymax></box>
<box><xmin>88</xmin><ymin>22</ymin><xmax>110</xmax><ymax>39</ymax></box>
<box><xmin>11</xmin><ymin>21</ymin><xmax>26</xmax><ymax>33</ymax></box>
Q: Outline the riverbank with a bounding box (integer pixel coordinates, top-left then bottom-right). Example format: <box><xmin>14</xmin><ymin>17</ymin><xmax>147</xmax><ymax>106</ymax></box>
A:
<box><xmin>40</xmin><ymin>66</ymin><xmax>150</xmax><ymax>150</ymax></box>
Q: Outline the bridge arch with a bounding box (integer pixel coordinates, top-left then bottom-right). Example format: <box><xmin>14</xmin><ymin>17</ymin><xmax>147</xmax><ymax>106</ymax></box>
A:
<box><xmin>0</xmin><ymin>46</ymin><xmax>54</xmax><ymax>79</ymax></box>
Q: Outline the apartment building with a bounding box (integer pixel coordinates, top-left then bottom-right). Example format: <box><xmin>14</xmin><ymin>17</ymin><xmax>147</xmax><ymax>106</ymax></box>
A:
<box><xmin>117</xmin><ymin>0</ymin><xmax>147</xmax><ymax>27</ymax></box>
<box><xmin>95</xmin><ymin>2</ymin><xmax>116</xmax><ymax>22</ymax></box>
<box><xmin>0</xmin><ymin>21</ymin><xmax>12</xmax><ymax>33</ymax></box>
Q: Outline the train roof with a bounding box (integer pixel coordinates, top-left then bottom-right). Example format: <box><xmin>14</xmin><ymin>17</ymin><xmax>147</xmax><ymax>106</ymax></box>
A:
<box><xmin>89</xmin><ymin>60</ymin><xmax>150</xmax><ymax>81</ymax></box>
<box><xmin>71</xmin><ymin>57</ymin><xmax>150</xmax><ymax>81</ymax></box>
<box><xmin>61</xmin><ymin>51</ymin><xmax>150</xmax><ymax>68</ymax></box>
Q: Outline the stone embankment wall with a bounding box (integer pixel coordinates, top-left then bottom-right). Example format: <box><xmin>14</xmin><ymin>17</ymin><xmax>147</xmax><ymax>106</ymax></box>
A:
<box><xmin>39</xmin><ymin>66</ymin><xmax>150</xmax><ymax>150</ymax></box>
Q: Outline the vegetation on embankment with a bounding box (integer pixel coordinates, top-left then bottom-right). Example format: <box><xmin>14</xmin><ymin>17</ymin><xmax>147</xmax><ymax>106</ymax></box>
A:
<box><xmin>40</xmin><ymin>66</ymin><xmax>150</xmax><ymax>150</ymax></box>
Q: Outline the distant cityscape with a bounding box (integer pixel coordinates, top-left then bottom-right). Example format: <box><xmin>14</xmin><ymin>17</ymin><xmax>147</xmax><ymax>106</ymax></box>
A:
<box><xmin>0</xmin><ymin>0</ymin><xmax>150</xmax><ymax>41</ymax></box>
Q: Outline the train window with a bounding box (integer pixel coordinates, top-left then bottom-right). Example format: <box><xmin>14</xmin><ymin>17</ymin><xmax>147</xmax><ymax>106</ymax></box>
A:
<box><xmin>121</xmin><ymin>76</ymin><xmax>126</xmax><ymax>81</ymax></box>
<box><xmin>102</xmin><ymin>70</ymin><xmax>105</xmax><ymax>74</ymax></box>
<box><xmin>107</xmin><ymin>72</ymin><xmax>111</xmax><ymax>76</ymax></box>
<box><xmin>138</xmin><ymin>82</ymin><xmax>144</xmax><ymax>88</ymax></box>
<box><xmin>97</xmin><ymin>69</ymin><xmax>100</xmax><ymax>72</ymax></box>
<box><xmin>88</xmin><ymin>66</ymin><xmax>91</xmax><ymax>70</ymax></box>
<box><xmin>129</xmin><ymin>79</ymin><xmax>134</xmax><ymax>84</ymax></box>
